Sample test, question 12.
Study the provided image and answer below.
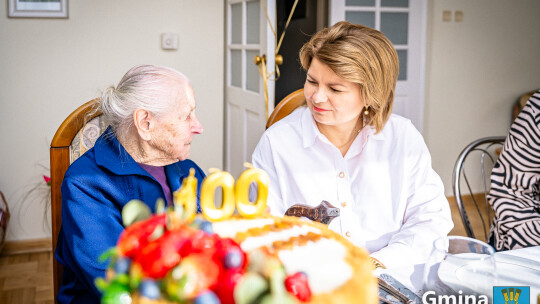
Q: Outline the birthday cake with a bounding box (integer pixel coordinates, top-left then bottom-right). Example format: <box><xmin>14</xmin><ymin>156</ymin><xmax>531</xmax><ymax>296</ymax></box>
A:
<box><xmin>97</xmin><ymin>169</ymin><xmax>377</xmax><ymax>304</ymax></box>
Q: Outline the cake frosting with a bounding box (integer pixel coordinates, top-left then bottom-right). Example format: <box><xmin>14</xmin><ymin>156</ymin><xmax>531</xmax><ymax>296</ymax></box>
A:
<box><xmin>96</xmin><ymin>168</ymin><xmax>378</xmax><ymax>304</ymax></box>
<box><xmin>213</xmin><ymin>215</ymin><xmax>376</xmax><ymax>304</ymax></box>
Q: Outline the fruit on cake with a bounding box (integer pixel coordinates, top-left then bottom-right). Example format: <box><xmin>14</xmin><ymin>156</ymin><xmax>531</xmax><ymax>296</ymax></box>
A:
<box><xmin>96</xmin><ymin>168</ymin><xmax>377</xmax><ymax>304</ymax></box>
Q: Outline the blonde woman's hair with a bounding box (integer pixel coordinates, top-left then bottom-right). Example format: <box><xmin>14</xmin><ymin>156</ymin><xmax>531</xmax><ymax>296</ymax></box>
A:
<box><xmin>299</xmin><ymin>21</ymin><xmax>399</xmax><ymax>133</ymax></box>
<box><xmin>96</xmin><ymin>64</ymin><xmax>189</xmax><ymax>140</ymax></box>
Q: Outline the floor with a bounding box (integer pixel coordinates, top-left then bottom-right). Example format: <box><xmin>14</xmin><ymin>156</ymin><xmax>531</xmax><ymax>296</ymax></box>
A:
<box><xmin>0</xmin><ymin>251</ymin><xmax>53</xmax><ymax>304</ymax></box>
<box><xmin>447</xmin><ymin>194</ymin><xmax>490</xmax><ymax>243</ymax></box>
<box><xmin>0</xmin><ymin>195</ymin><xmax>482</xmax><ymax>304</ymax></box>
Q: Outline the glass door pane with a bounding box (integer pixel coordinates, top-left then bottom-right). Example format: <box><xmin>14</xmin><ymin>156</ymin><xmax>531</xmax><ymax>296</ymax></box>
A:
<box><xmin>396</xmin><ymin>50</ymin><xmax>407</xmax><ymax>81</ymax></box>
<box><xmin>231</xmin><ymin>50</ymin><xmax>242</xmax><ymax>87</ymax></box>
<box><xmin>343</xmin><ymin>1</ymin><xmax>409</xmax><ymax>81</ymax></box>
<box><xmin>231</xmin><ymin>3</ymin><xmax>242</xmax><ymax>44</ymax></box>
<box><xmin>246</xmin><ymin>50</ymin><xmax>260</xmax><ymax>92</ymax></box>
<box><xmin>246</xmin><ymin>1</ymin><xmax>260</xmax><ymax>44</ymax></box>
<box><xmin>345</xmin><ymin>11</ymin><xmax>375</xmax><ymax>28</ymax></box>
<box><xmin>380</xmin><ymin>12</ymin><xmax>408</xmax><ymax>45</ymax></box>
<box><xmin>381</xmin><ymin>0</ymin><xmax>408</xmax><ymax>8</ymax></box>
<box><xmin>346</xmin><ymin>0</ymin><xmax>375</xmax><ymax>6</ymax></box>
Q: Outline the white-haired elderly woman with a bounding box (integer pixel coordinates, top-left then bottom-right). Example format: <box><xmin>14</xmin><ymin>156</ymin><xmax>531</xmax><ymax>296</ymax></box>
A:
<box><xmin>55</xmin><ymin>65</ymin><xmax>204</xmax><ymax>303</ymax></box>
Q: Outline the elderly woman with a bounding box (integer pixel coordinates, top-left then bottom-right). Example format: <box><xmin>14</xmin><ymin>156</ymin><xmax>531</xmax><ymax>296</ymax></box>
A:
<box><xmin>55</xmin><ymin>65</ymin><xmax>204</xmax><ymax>303</ymax></box>
<box><xmin>252</xmin><ymin>22</ymin><xmax>453</xmax><ymax>269</ymax></box>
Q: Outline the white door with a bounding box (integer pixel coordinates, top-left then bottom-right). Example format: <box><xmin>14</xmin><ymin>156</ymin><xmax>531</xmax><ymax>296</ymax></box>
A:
<box><xmin>225</xmin><ymin>0</ymin><xmax>276</xmax><ymax>178</ymax></box>
<box><xmin>330</xmin><ymin>0</ymin><xmax>426</xmax><ymax>132</ymax></box>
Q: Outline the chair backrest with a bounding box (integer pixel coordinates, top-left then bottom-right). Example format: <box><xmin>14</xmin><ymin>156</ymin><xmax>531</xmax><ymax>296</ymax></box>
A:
<box><xmin>266</xmin><ymin>88</ymin><xmax>306</xmax><ymax>128</ymax></box>
<box><xmin>512</xmin><ymin>89</ymin><xmax>538</xmax><ymax>122</ymax></box>
<box><xmin>452</xmin><ymin>136</ymin><xmax>506</xmax><ymax>242</ymax></box>
<box><xmin>50</xmin><ymin>99</ymin><xmax>106</xmax><ymax>301</ymax></box>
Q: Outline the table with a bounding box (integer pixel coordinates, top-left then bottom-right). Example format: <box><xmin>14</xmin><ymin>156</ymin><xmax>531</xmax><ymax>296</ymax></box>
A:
<box><xmin>375</xmin><ymin>246</ymin><xmax>540</xmax><ymax>302</ymax></box>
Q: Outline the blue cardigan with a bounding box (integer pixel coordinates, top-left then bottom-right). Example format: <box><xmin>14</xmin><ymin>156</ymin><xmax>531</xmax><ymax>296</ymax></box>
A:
<box><xmin>55</xmin><ymin>127</ymin><xmax>205</xmax><ymax>303</ymax></box>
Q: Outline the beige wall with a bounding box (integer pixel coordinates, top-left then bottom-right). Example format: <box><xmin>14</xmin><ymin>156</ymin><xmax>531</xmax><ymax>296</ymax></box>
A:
<box><xmin>2</xmin><ymin>0</ymin><xmax>540</xmax><ymax>242</ymax></box>
<box><xmin>425</xmin><ymin>0</ymin><xmax>540</xmax><ymax>196</ymax></box>
<box><xmin>0</xmin><ymin>0</ymin><xmax>224</xmax><ymax>241</ymax></box>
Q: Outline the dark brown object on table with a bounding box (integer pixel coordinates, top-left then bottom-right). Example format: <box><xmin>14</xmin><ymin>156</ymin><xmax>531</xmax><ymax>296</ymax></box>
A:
<box><xmin>285</xmin><ymin>200</ymin><xmax>340</xmax><ymax>225</ymax></box>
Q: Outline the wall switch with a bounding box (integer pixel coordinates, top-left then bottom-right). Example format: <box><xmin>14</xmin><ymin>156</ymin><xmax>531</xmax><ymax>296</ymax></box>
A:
<box><xmin>442</xmin><ymin>10</ymin><xmax>452</xmax><ymax>22</ymax></box>
<box><xmin>161</xmin><ymin>33</ymin><xmax>178</xmax><ymax>50</ymax></box>
<box><xmin>454</xmin><ymin>11</ymin><xmax>464</xmax><ymax>22</ymax></box>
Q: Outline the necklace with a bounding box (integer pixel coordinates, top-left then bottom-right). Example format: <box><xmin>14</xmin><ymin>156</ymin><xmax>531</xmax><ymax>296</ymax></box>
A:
<box><xmin>336</xmin><ymin>128</ymin><xmax>361</xmax><ymax>149</ymax></box>
<box><xmin>318</xmin><ymin>116</ymin><xmax>364</xmax><ymax>151</ymax></box>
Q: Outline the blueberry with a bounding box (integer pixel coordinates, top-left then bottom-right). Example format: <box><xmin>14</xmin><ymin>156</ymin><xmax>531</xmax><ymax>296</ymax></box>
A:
<box><xmin>200</xmin><ymin>221</ymin><xmax>214</xmax><ymax>234</ymax></box>
<box><xmin>224</xmin><ymin>250</ymin><xmax>244</xmax><ymax>269</ymax></box>
<box><xmin>191</xmin><ymin>217</ymin><xmax>203</xmax><ymax>227</ymax></box>
<box><xmin>139</xmin><ymin>279</ymin><xmax>160</xmax><ymax>299</ymax></box>
<box><xmin>194</xmin><ymin>291</ymin><xmax>221</xmax><ymax>304</ymax></box>
<box><xmin>114</xmin><ymin>257</ymin><xmax>131</xmax><ymax>274</ymax></box>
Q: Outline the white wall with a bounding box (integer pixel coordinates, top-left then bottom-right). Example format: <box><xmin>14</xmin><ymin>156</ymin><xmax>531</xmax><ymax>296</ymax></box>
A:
<box><xmin>425</xmin><ymin>0</ymin><xmax>540</xmax><ymax>195</ymax></box>
<box><xmin>0</xmin><ymin>0</ymin><xmax>224</xmax><ymax>241</ymax></box>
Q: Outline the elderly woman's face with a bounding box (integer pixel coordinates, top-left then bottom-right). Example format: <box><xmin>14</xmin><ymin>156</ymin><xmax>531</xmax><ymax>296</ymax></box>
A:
<box><xmin>304</xmin><ymin>58</ymin><xmax>365</xmax><ymax>127</ymax></box>
<box><xmin>151</xmin><ymin>82</ymin><xmax>203</xmax><ymax>162</ymax></box>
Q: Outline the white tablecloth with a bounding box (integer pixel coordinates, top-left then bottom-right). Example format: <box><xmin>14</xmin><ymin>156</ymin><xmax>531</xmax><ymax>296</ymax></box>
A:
<box><xmin>375</xmin><ymin>246</ymin><xmax>540</xmax><ymax>300</ymax></box>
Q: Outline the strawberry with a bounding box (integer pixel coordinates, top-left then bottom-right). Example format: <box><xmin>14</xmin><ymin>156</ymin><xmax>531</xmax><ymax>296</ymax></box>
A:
<box><xmin>188</xmin><ymin>232</ymin><xmax>218</xmax><ymax>256</ymax></box>
<box><xmin>117</xmin><ymin>213</ymin><xmax>167</xmax><ymax>258</ymax></box>
<box><xmin>211</xmin><ymin>237</ymin><xmax>247</xmax><ymax>304</ymax></box>
<box><xmin>133</xmin><ymin>226</ymin><xmax>198</xmax><ymax>278</ymax></box>
<box><xmin>214</xmin><ymin>268</ymin><xmax>244</xmax><ymax>304</ymax></box>
<box><xmin>168</xmin><ymin>254</ymin><xmax>221</xmax><ymax>300</ymax></box>
<box><xmin>284</xmin><ymin>272</ymin><xmax>312</xmax><ymax>302</ymax></box>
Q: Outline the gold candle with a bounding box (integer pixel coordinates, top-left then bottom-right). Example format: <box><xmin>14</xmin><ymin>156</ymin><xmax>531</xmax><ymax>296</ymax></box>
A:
<box><xmin>235</xmin><ymin>165</ymin><xmax>269</xmax><ymax>219</ymax></box>
<box><xmin>173</xmin><ymin>168</ymin><xmax>197</xmax><ymax>222</ymax></box>
<box><xmin>200</xmin><ymin>170</ymin><xmax>236</xmax><ymax>221</ymax></box>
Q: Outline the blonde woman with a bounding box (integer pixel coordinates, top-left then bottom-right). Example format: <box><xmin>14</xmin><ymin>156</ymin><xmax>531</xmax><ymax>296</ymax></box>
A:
<box><xmin>252</xmin><ymin>22</ymin><xmax>453</xmax><ymax>269</ymax></box>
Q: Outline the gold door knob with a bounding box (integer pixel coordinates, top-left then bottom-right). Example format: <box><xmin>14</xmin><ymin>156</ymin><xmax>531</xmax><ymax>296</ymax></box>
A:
<box><xmin>275</xmin><ymin>54</ymin><xmax>283</xmax><ymax>66</ymax></box>
<box><xmin>254</xmin><ymin>54</ymin><xmax>266</xmax><ymax>65</ymax></box>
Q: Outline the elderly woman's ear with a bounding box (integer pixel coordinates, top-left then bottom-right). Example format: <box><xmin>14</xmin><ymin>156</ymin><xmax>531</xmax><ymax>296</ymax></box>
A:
<box><xmin>133</xmin><ymin>108</ymin><xmax>153</xmax><ymax>141</ymax></box>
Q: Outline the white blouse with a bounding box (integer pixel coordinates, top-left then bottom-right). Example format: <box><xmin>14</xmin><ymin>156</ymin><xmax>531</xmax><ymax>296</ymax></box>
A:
<box><xmin>252</xmin><ymin>106</ymin><xmax>453</xmax><ymax>268</ymax></box>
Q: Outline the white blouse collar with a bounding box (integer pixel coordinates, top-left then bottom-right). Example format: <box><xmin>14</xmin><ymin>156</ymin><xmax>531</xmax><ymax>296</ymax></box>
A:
<box><xmin>300</xmin><ymin>107</ymin><xmax>385</xmax><ymax>152</ymax></box>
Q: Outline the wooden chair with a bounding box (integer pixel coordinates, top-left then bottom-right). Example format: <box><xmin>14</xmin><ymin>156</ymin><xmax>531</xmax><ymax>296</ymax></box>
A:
<box><xmin>50</xmin><ymin>99</ymin><xmax>106</xmax><ymax>302</ymax></box>
<box><xmin>266</xmin><ymin>88</ymin><xmax>306</xmax><ymax>128</ymax></box>
<box><xmin>512</xmin><ymin>89</ymin><xmax>538</xmax><ymax>122</ymax></box>
<box><xmin>452</xmin><ymin>136</ymin><xmax>506</xmax><ymax>242</ymax></box>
